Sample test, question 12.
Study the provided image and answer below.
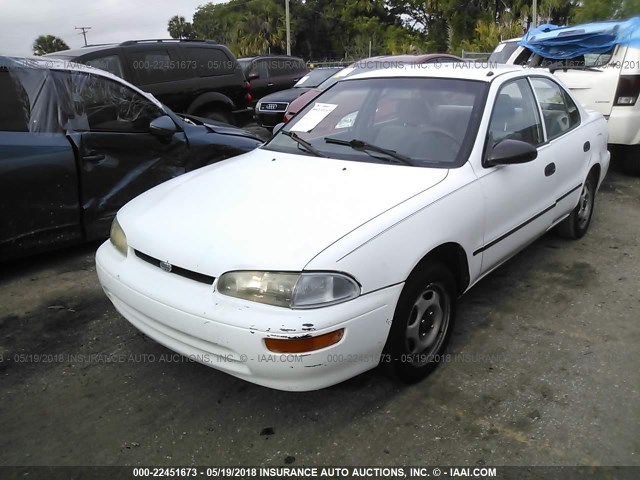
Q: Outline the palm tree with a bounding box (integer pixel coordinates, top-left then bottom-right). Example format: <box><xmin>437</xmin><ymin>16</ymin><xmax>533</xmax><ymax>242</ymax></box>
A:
<box><xmin>32</xmin><ymin>35</ymin><xmax>69</xmax><ymax>56</ymax></box>
<box><xmin>168</xmin><ymin>15</ymin><xmax>197</xmax><ymax>40</ymax></box>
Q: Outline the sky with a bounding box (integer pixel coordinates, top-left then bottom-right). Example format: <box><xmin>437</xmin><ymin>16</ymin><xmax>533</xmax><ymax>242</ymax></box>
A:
<box><xmin>1</xmin><ymin>0</ymin><xmax>223</xmax><ymax>56</ymax></box>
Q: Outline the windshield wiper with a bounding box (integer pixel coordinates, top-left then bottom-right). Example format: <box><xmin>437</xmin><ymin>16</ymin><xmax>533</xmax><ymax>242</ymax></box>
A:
<box><xmin>281</xmin><ymin>130</ymin><xmax>326</xmax><ymax>157</ymax></box>
<box><xmin>324</xmin><ymin>137</ymin><xmax>415</xmax><ymax>166</ymax></box>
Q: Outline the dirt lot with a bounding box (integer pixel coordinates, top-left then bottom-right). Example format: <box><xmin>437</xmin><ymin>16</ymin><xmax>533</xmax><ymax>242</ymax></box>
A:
<box><xmin>0</xmin><ymin>161</ymin><xmax>638</xmax><ymax>468</ymax></box>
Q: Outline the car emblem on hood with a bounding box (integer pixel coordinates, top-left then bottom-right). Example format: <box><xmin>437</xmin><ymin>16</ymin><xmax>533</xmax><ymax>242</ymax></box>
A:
<box><xmin>159</xmin><ymin>261</ymin><xmax>172</xmax><ymax>272</ymax></box>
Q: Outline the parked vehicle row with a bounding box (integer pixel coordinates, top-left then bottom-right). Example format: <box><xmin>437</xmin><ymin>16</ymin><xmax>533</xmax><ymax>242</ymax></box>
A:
<box><xmin>0</xmin><ymin>56</ymin><xmax>263</xmax><ymax>261</ymax></box>
<box><xmin>238</xmin><ymin>55</ymin><xmax>309</xmax><ymax>108</ymax></box>
<box><xmin>96</xmin><ymin>64</ymin><xmax>610</xmax><ymax>391</ymax></box>
<box><xmin>255</xmin><ymin>67</ymin><xmax>342</xmax><ymax>128</ymax></box>
<box><xmin>47</xmin><ymin>40</ymin><xmax>254</xmax><ymax>126</ymax></box>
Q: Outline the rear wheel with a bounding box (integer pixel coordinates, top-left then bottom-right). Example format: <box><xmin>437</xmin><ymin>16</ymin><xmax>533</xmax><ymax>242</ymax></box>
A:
<box><xmin>556</xmin><ymin>173</ymin><xmax>597</xmax><ymax>239</ymax></box>
<box><xmin>384</xmin><ymin>262</ymin><xmax>456</xmax><ymax>383</ymax></box>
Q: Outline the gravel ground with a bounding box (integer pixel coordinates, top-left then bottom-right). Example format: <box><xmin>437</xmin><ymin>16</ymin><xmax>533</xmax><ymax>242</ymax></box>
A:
<box><xmin>0</xmin><ymin>159</ymin><xmax>638</xmax><ymax>469</ymax></box>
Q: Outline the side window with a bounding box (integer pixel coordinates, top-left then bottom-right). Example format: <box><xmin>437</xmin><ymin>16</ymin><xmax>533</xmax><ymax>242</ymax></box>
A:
<box><xmin>85</xmin><ymin>55</ymin><xmax>124</xmax><ymax>78</ymax></box>
<box><xmin>62</xmin><ymin>72</ymin><xmax>164</xmax><ymax>133</ymax></box>
<box><xmin>186</xmin><ymin>47</ymin><xmax>236</xmax><ymax>77</ymax></box>
<box><xmin>530</xmin><ymin>77</ymin><xmax>580</xmax><ymax>141</ymax></box>
<box><xmin>488</xmin><ymin>79</ymin><xmax>543</xmax><ymax>146</ymax></box>
<box><xmin>0</xmin><ymin>70</ymin><xmax>30</xmax><ymax>132</ymax></box>
<box><xmin>128</xmin><ymin>49</ymin><xmax>184</xmax><ymax>85</ymax></box>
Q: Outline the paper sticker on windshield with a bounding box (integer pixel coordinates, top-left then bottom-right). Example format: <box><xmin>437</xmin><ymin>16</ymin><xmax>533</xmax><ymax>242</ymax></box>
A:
<box><xmin>290</xmin><ymin>103</ymin><xmax>338</xmax><ymax>132</ymax></box>
<box><xmin>335</xmin><ymin>111</ymin><xmax>357</xmax><ymax>129</ymax></box>
<box><xmin>494</xmin><ymin>42</ymin><xmax>506</xmax><ymax>53</ymax></box>
<box><xmin>333</xmin><ymin>67</ymin><xmax>355</xmax><ymax>78</ymax></box>
<box><xmin>296</xmin><ymin>74</ymin><xmax>310</xmax><ymax>85</ymax></box>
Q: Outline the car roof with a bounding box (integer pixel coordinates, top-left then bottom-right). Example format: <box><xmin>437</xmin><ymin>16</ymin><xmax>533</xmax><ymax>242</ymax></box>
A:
<box><xmin>346</xmin><ymin>63</ymin><xmax>525</xmax><ymax>82</ymax></box>
<box><xmin>45</xmin><ymin>44</ymin><xmax>118</xmax><ymax>58</ymax></box>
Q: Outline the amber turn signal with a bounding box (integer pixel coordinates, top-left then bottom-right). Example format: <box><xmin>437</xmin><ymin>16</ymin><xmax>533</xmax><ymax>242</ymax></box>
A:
<box><xmin>264</xmin><ymin>329</ymin><xmax>345</xmax><ymax>353</ymax></box>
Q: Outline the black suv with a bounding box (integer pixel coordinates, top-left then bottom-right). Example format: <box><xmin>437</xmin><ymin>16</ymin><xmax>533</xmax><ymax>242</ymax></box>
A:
<box><xmin>47</xmin><ymin>40</ymin><xmax>253</xmax><ymax>125</ymax></box>
<box><xmin>238</xmin><ymin>55</ymin><xmax>308</xmax><ymax>105</ymax></box>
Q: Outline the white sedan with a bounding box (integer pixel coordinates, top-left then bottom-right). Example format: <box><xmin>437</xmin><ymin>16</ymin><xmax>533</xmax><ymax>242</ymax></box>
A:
<box><xmin>96</xmin><ymin>65</ymin><xmax>610</xmax><ymax>391</ymax></box>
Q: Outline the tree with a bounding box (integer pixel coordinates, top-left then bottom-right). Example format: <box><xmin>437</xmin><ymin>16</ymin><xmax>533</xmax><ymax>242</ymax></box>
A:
<box><xmin>573</xmin><ymin>0</ymin><xmax>640</xmax><ymax>23</ymax></box>
<box><xmin>32</xmin><ymin>35</ymin><xmax>69</xmax><ymax>56</ymax></box>
<box><xmin>168</xmin><ymin>15</ymin><xmax>197</xmax><ymax>40</ymax></box>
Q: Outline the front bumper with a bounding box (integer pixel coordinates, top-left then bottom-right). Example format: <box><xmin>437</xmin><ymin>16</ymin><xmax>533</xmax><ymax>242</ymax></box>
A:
<box><xmin>96</xmin><ymin>242</ymin><xmax>402</xmax><ymax>391</ymax></box>
<box><xmin>255</xmin><ymin>110</ymin><xmax>286</xmax><ymax>129</ymax></box>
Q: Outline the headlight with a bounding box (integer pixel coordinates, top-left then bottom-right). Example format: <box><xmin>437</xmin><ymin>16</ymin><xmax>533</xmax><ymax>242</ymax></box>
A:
<box><xmin>109</xmin><ymin>217</ymin><xmax>128</xmax><ymax>257</ymax></box>
<box><xmin>216</xmin><ymin>271</ymin><xmax>360</xmax><ymax>308</ymax></box>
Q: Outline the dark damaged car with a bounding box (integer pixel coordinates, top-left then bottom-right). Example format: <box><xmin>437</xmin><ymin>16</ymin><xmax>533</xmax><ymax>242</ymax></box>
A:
<box><xmin>0</xmin><ymin>56</ymin><xmax>263</xmax><ymax>261</ymax></box>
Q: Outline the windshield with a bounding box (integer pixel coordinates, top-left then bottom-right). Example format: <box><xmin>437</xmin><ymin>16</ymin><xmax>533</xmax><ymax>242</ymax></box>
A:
<box><xmin>489</xmin><ymin>41</ymin><xmax>521</xmax><ymax>64</ymax></box>
<box><xmin>264</xmin><ymin>76</ymin><xmax>487</xmax><ymax>168</ymax></box>
<box><xmin>295</xmin><ymin>68</ymin><xmax>341</xmax><ymax>88</ymax></box>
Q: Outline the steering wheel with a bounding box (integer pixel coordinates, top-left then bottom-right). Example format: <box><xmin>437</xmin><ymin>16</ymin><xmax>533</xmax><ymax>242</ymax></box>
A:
<box><xmin>418</xmin><ymin>127</ymin><xmax>462</xmax><ymax>146</ymax></box>
<box><xmin>418</xmin><ymin>127</ymin><xmax>462</xmax><ymax>158</ymax></box>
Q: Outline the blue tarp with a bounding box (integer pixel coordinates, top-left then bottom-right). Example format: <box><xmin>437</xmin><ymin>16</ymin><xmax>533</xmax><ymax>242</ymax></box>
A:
<box><xmin>519</xmin><ymin>17</ymin><xmax>640</xmax><ymax>59</ymax></box>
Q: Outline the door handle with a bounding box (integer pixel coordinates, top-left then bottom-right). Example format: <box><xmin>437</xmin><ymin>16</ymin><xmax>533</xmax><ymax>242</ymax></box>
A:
<box><xmin>583</xmin><ymin>141</ymin><xmax>590</xmax><ymax>152</ymax></box>
<box><xmin>545</xmin><ymin>162</ymin><xmax>556</xmax><ymax>177</ymax></box>
<box><xmin>267</xmin><ymin>82</ymin><xmax>274</xmax><ymax>87</ymax></box>
<box><xmin>83</xmin><ymin>153</ymin><xmax>106</xmax><ymax>163</ymax></box>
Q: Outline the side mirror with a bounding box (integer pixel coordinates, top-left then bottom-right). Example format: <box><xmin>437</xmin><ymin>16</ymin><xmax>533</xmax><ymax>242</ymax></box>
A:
<box><xmin>150</xmin><ymin>115</ymin><xmax>178</xmax><ymax>137</ymax></box>
<box><xmin>272</xmin><ymin>122</ymin><xmax>285</xmax><ymax>136</ymax></box>
<box><xmin>247</xmin><ymin>72</ymin><xmax>260</xmax><ymax>81</ymax></box>
<box><xmin>485</xmin><ymin>139</ymin><xmax>537</xmax><ymax>167</ymax></box>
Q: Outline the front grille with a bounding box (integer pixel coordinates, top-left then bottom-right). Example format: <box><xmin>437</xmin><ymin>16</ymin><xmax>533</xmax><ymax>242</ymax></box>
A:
<box><xmin>134</xmin><ymin>250</ymin><xmax>215</xmax><ymax>285</ymax></box>
<box><xmin>259</xmin><ymin>102</ymin><xmax>289</xmax><ymax>112</ymax></box>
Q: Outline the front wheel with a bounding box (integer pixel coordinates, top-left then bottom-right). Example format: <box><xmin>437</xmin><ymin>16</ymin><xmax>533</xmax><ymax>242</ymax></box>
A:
<box><xmin>384</xmin><ymin>262</ymin><xmax>457</xmax><ymax>383</ymax></box>
<box><xmin>200</xmin><ymin>109</ymin><xmax>233</xmax><ymax>125</ymax></box>
<box><xmin>556</xmin><ymin>173</ymin><xmax>597</xmax><ymax>239</ymax></box>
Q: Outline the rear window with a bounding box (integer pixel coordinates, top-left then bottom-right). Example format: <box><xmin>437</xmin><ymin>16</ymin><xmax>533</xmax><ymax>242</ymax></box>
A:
<box><xmin>185</xmin><ymin>47</ymin><xmax>237</xmax><ymax>77</ymax></box>
<box><xmin>128</xmin><ymin>49</ymin><xmax>185</xmax><ymax>85</ymax></box>
<box><xmin>85</xmin><ymin>55</ymin><xmax>124</xmax><ymax>78</ymax></box>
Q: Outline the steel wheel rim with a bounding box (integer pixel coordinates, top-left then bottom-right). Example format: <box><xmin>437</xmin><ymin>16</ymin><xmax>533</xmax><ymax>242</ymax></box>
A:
<box><xmin>404</xmin><ymin>282</ymin><xmax>451</xmax><ymax>367</ymax></box>
<box><xmin>577</xmin><ymin>181</ymin><xmax>593</xmax><ymax>229</ymax></box>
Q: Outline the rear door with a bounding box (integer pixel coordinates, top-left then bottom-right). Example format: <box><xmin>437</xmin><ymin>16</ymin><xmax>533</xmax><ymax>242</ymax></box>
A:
<box><xmin>55</xmin><ymin>70</ymin><xmax>190</xmax><ymax>239</ymax></box>
<box><xmin>529</xmin><ymin>76</ymin><xmax>591</xmax><ymax>220</ymax></box>
<box><xmin>248</xmin><ymin>59</ymin><xmax>272</xmax><ymax>101</ymax></box>
<box><xmin>0</xmin><ymin>67</ymin><xmax>82</xmax><ymax>259</ymax></box>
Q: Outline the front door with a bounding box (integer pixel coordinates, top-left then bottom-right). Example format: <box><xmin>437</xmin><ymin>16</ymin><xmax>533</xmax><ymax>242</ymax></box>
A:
<box><xmin>476</xmin><ymin>78</ymin><xmax>557</xmax><ymax>274</ymax></box>
<box><xmin>54</xmin><ymin>70</ymin><xmax>190</xmax><ymax>239</ymax></box>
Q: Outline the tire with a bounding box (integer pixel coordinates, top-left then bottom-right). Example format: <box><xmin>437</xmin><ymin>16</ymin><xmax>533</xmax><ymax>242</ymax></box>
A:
<box><xmin>383</xmin><ymin>262</ymin><xmax>457</xmax><ymax>383</ymax></box>
<box><xmin>620</xmin><ymin>146</ymin><xmax>640</xmax><ymax>176</ymax></box>
<box><xmin>556</xmin><ymin>173</ymin><xmax>597</xmax><ymax>239</ymax></box>
<box><xmin>200</xmin><ymin>109</ymin><xmax>233</xmax><ymax>125</ymax></box>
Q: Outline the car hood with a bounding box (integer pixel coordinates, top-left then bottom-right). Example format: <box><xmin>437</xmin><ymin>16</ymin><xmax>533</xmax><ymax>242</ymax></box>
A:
<box><xmin>120</xmin><ymin>149</ymin><xmax>448</xmax><ymax>277</ymax></box>
<box><xmin>259</xmin><ymin>87</ymin><xmax>311</xmax><ymax>103</ymax></box>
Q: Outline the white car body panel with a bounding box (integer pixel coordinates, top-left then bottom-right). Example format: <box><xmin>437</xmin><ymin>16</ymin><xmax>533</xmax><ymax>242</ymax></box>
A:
<box><xmin>96</xmin><ymin>66</ymin><xmax>610</xmax><ymax>391</ymax></box>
